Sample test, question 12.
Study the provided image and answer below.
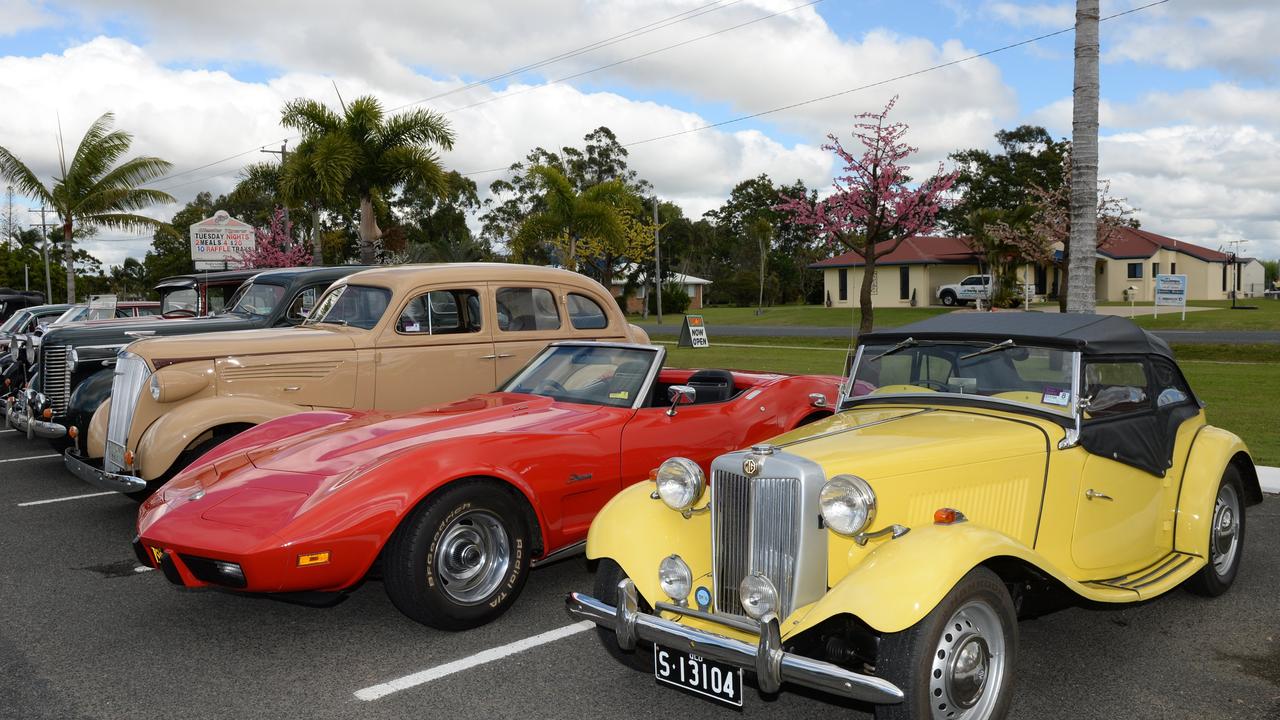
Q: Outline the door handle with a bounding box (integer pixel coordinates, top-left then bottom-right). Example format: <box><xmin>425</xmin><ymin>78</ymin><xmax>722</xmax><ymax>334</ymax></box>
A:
<box><xmin>1085</xmin><ymin>489</ymin><xmax>1113</xmax><ymax>501</ymax></box>
<box><xmin>480</xmin><ymin>354</ymin><xmax>497</xmax><ymax>360</ymax></box>
<box><xmin>283</xmin><ymin>385</ymin><xmax>301</xmax><ymax>392</ymax></box>
<box><xmin>497</xmin><ymin>353</ymin><xmax>515</xmax><ymax>358</ymax></box>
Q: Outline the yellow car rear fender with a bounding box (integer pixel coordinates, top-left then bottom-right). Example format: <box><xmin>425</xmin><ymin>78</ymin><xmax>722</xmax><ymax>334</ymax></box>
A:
<box><xmin>1174</xmin><ymin>426</ymin><xmax>1259</xmax><ymax>559</ymax></box>
<box><xmin>789</xmin><ymin>524</ymin><xmax>1090</xmax><ymax>636</ymax></box>
<box><xmin>586</xmin><ymin>480</ymin><xmax>711</xmax><ymax>607</ymax></box>
<box><xmin>136</xmin><ymin>396</ymin><xmax>305</xmax><ymax>480</ymax></box>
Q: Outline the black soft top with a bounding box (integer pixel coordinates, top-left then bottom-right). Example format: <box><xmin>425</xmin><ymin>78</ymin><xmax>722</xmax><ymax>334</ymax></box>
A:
<box><xmin>860</xmin><ymin>312</ymin><xmax>1172</xmax><ymax>358</ymax></box>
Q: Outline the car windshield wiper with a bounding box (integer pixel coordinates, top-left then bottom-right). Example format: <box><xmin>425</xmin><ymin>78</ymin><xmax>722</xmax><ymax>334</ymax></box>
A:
<box><xmin>959</xmin><ymin>339</ymin><xmax>1016</xmax><ymax>361</ymax></box>
<box><xmin>868</xmin><ymin>337</ymin><xmax>916</xmax><ymax>362</ymax></box>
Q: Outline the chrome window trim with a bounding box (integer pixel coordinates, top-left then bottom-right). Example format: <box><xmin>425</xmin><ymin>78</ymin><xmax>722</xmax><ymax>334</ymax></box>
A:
<box><xmin>499</xmin><ymin>341</ymin><xmax>664</xmax><ymax>412</ymax></box>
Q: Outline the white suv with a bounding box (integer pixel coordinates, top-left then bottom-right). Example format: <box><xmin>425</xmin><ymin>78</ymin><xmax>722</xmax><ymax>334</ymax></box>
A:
<box><xmin>937</xmin><ymin>274</ymin><xmax>991</xmax><ymax>306</ymax></box>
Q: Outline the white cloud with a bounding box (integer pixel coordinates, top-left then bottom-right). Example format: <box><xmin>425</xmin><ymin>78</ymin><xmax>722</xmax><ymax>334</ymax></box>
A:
<box><xmin>984</xmin><ymin>2</ymin><xmax>1073</xmax><ymax>28</ymax></box>
<box><xmin>1106</xmin><ymin>2</ymin><xmax>1280</xmax><ymax>79</ymax></box>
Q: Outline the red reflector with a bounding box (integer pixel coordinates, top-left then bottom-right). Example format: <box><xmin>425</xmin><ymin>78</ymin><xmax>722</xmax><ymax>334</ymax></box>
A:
<box><xmin>934</xmin><ymin>508</ymin><xmax>958</xmax><ymax>525</ymax></box>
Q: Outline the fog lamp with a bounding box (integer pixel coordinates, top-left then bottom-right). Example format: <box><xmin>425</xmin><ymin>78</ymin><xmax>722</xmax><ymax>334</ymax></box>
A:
<box><xmin>67</xmin><ymin>426</ymin><xmax>78</xmax><ymax>439</ymax></box>
<box><xmin>654</xmin><ymin>457</ymin><xmax>705</xmax><ymax>512</ymax></box>
<box><xmin>658</xmin><ymin>554</ymin><xmax>692</xmax><ymax>603</ymax></box>
<box><xmin>213</xmin><ymin>560</ymin><xmax>245</xmax><ymax>584</ymax></box>
<box><xmin>739</xmin><ymin>573</ymin><xmax>779</xmax><ymax>620</ymax></box>
<box><xmin>41</xmin><ymin>408</ymin><xmax>52</xmax><ymax>420</ymax></box>
<box><xmin>123</xmin><ymin>450</ymin><xmax>135</xmax><ymax>466</ymax></box>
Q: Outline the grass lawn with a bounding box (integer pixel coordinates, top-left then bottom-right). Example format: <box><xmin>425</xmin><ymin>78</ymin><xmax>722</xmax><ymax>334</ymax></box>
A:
<box><xmin>662</xmin><ymin>337</ymin><xmax>1279</xmax><ymax>466</ymax></box>
<box><xmin>635</xmin><ymin>304</ymin><xmax>952</xmax><ymax>328</ymax></box>
<box><xmin>1112</xmin><ymin>299</ymin><xmax>1280</xmax><ymax>331</ymax></box>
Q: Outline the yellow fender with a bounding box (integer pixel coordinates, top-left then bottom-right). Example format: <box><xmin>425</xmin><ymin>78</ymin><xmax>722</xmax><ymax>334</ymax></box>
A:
<box><xmin>789</xmin><ymin>524</ymin><xmax>1092</xmax><ymax>636</ymax></box>
<box><xmin>1174</xmin><ymin>426</ymin><xmax>1256</xmax><ymax>559</ymax></box>
<box><xmin>136</xmin><ymin>395</ymin><xmax>307</xmax><ymax>480</ymax></box>
<box><xmin>586</xmin><ymin>480</ymin><xmax>711</xmax><ymax>607</ymax></box>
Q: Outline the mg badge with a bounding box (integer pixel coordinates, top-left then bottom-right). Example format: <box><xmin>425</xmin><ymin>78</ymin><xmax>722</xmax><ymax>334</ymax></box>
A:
<box><xmin>742</xmin><ymin>456</ymin><xmax>761</xmax><ymax>477</ymax></box>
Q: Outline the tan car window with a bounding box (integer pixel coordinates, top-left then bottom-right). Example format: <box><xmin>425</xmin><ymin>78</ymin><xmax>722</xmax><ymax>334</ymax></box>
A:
<box><xmin>286</xmin><ymin>287</ymin><xmax>321</xmax><ymax>321</ymax></box>
<box><xmin>496</xmin><ymin>287</ymin><xmax>561</xmax><ymax>331</ymax></box>
<box><xmin>398</xmin><ymin>289</ymin><xmax>482</xmax><ymax>334</ymax></box>
<box><xmin>567</xmin><ymin>293</ymin><xmax>609</xmax><ymax>330</ymax></box>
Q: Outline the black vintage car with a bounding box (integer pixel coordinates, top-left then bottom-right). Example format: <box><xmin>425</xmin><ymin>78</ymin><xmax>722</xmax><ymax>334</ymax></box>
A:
<box><xmin>0</xmin><ymin>289</ymin><xmax>47</xmax><ymax>323</ymax></box>
<box><xmin>153</xmin><ymin>268</ymin><xmax>262</xmax><ymax>317</ymax></box>
<box><xmin>7</xmin><ymin>265</ymin><xmax>365</xmax><ymax>446</ymax></box>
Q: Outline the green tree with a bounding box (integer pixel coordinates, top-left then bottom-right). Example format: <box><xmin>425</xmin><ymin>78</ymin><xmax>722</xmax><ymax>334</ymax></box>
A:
<box><xmin>279</xmin><ymin>96</ymin><xmax>455</xmax><ymax>264</ymax></box>
<box><xmin>943</xmin><ymin>125</ymin><xmax>1069</xmax><ymax>235</ymax></box>
<box><xmin>391</xmin><ymin>171</ymin><xmax>490</xmax><ymax>263</ymax></box>
<box><xmin>0</xmin><ymin>112</ymin><xmax>173</xmax><ymax>301</ymax></box>
<box><xmin>1263</xmin><ymin>259</ymin><xmax>1278</xmax><ymax>289</ymax></box>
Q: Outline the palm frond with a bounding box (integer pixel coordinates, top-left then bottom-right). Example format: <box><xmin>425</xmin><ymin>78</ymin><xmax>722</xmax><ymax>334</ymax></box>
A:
<box><xmin>378</xmin><ymin>108</ymin><xmax>455</xmax><ymax>153</ymax></box>
<box><xmin>309</xmin><ymin>133</ymin><xmax>360</xmax><ymax>203</ymax></box>
<box><xmin>344</xmin><ymin>96</ymin><xmax>384</xmax><ymax>146</ymax></box>
<box><xmin>91</xmin><ymin>155</ymin><xmax>173</xmax><ymax>194</ymax></box>
<box><xmin>77</xmin><ymin>187</ymin><xmax>176</xmax><ymax>215</ymax></box>
<box><xmin>281</xmin><ymin>99</ymin><xmax>344</xmax><ymax>135</ymax></box>
<box><xmin>378</xmin><ymin>145</ymin><xmax>446</xmax><ymax>195</ymax></box>
<box><xmin>0</xmin><ymin>145</ymin><xmax>53</xmax><ymax>203</ymax></box>
<box><xmin>79</xmin><ymin>212</ymin><xmax>166</xmax><ymax>232</ymax></box>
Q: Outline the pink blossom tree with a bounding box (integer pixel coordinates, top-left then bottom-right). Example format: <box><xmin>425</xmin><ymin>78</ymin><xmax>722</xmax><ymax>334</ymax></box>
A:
<box><xmin>236</xmin><ymin>207</ymin><xmax>312</xmax><ymax>269</ymax></box>
<box><xmin>778</xmin><ymin>97</ymin><xmax>957</xmax><ymax>334</ymax></box>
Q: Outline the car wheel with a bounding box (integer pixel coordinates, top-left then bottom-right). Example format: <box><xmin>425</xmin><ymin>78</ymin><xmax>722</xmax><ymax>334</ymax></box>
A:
<box><xmin>874</xmin><ymin>567</ymin><xmax>1016</xmax><ymax>720</ymax></box>
<box><xmin>940</xmin><ymin>292</ymin><xmax>957</xmax><ymax>307</ymax></box>
<box><xmin>592</xmin><ymin>558</ymin><xmax>654</xmax><ymax>672</ymax></box>
<box><xmin>1187</xmin><ymin>465</ymin><xmax>1246</xmax><ymax>597</ymax></box>
<box><xmin>384</xmin><ymin>481</ymin><xmax>531</xmax><ymax>630</ymax></box>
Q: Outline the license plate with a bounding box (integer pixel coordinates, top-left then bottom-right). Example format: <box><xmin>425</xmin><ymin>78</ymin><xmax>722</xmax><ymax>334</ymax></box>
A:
<box><xmin>106</xmin><ymin>441</ymin><xmax>126</xmax><ymax>470</ymax></box>
<box><xmin>653</xmin><ymin>644</ymin><xmax>743</xmax><ymax>707</ymax></box>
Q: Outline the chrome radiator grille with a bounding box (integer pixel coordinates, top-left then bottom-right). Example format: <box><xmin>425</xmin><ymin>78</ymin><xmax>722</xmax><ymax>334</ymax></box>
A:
<box><xmin>40</xmin><ymin>346</ymin><xmax>71</xmax><ymax>414</ymax></box>
<box><xmin>104</xmin><ymin>353</ymin><xmax>150</xmax><ymax>473</ymax></box>
<box><xmin>712</xmin><ymin>470</ymin><xmax>801</xmax><ymax>619</ymax></box>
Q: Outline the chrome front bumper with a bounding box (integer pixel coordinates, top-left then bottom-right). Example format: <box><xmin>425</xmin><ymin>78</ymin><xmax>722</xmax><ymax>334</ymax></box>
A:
<box><xmin>63</xmin><ymin>449</ymin><xmax>146</xmax><ymax>493</ymax></box>
<box><xmin>566</xmin><ymin>579</ymin><xmax>903</xmax><ymax>706</ymax></box>
<box><xmin>5</xmin><ymin>396</ymin><xmax>66</xmax><ymax>439</ymax></box>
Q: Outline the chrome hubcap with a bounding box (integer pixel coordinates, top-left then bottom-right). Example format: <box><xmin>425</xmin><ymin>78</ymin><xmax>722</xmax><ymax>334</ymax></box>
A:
<box><xmin>434</xmin><ymin>510</ymin><xmax>510</xmax><ymax>605</ymax></box>
<box><xmin>929</xmin><ymin>601</ymin><xmax>1006</xmax><ymax>720</ymax></box>
<box><xmin>1210</xmin><ymin>483</ymin><xmax>1241</xmax><ymax>577</ymax></box>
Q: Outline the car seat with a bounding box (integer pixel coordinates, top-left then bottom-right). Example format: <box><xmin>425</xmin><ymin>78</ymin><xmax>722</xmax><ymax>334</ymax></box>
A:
<box><xmin>685</xmin><ymin>369</ymin><xmax>735</xmax><ymax>404</ymax></box>
<box><xmin>608</xmin><ymin>360</ymin><xmax>651</xmax><ymax>405</ymax></box>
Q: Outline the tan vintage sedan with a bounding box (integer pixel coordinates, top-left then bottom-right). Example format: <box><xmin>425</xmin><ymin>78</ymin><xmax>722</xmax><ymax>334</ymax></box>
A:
<box><xmin>66</xmin><ymin>263</ymin><xmax>649</xmax><ymax>499</ymax></box>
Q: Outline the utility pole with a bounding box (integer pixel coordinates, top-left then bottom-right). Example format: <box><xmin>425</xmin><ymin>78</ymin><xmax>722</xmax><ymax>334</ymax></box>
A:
<box><xmin>28</xmin><ymin>207</ymin><xmax>53</xmax><ymax>300</ymax></box>
<box><xmin>261</xmin><ymin>140</ymin><xmax>291</xmax><ymax>243</ymax></box>
<box><xmin>653</xmin><ymin>196</ymin><xmax>662</xmax><ymax>324</ymax></box>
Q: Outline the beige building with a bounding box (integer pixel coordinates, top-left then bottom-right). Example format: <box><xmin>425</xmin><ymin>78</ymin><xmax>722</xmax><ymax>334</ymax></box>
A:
<box><xmin>812</xmin><ymin>229</ymin><xmax>1247</xmax><ymax>308</ymax></box>
<box><xmin>610</xmin><ymin>266</ymin><xmax>711</xmax><ymax>314</ymax></box>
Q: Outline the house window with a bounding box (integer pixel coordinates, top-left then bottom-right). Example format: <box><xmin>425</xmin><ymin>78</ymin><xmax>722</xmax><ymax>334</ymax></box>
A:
<box><xmin>1170</xmin><ymin>262</ymin><xmax>1176</xmax><ymax>274</ymax></box>
<box><xmin>1127</xmin><ymin>263</ymin><xmax>1143</xmax><ymax>279</ymax></box>
<box><xmin>1236</xmin><ymin>263</ymin><xmax>1242</xmax><ymax>290</ymax></box>
<box><xmin>1152</xmin><ymin>263</ymin><xmax>1159</xmax><ymax>277</ymax></box>
<box><xmin>1098</xmin><ymin>264</ymin><xmax>1104</xmax><ymax>275</ymax></box>
<box><xmin>837</xmin><ymin>269</ymin><xmax>848</xmax><ymax>301</ymax></box>
<box><xmin>1222</xmin><ymin>264</ymin><xmax>1228</xmax><ymax>291</ymax></box>
<box><xmin>899</xmin><ymin>266</ymin><xmax>910</xmax><ymax>300</ymax></box>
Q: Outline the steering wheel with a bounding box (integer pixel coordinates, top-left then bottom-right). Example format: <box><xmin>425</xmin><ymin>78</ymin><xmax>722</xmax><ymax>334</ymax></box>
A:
<box><xmin>535</xmin><ymin>379</ymin><xmax>566</xmax><ymax>395</ymax></box>
<box><xmin>162</xmin><ymin>308</ymin><xmax>197</xmax><ymax>318</ymax></box>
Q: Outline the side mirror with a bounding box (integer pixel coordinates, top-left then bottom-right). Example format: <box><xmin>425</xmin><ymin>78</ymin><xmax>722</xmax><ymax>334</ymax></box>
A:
<box><xmin>666</xmin><ymin>385</ymin><xmax>696</xmax><ymax>416</ymax></box>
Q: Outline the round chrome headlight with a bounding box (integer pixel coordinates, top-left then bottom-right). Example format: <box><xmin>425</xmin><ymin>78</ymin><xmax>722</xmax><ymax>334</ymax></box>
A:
<box><xmin>149</xmin><ymin>374</ymin><xmax>161</xmax><ymax>401</ymax></box>
<box><xmin>655</xmin><ymin>457</ymin><xmax>705</xmax><ymax>512</ymax></box>
<box><xmin>819</xmin><ymin>474</ymin><xmax>877</xmax><ymax>536</ymax></box>
<box><xmin>739</xmin><ymin>573</ymin><xmax>779</xmax><ymax>620</ymax></box>
<box><xmin>658</xmin><ymin>554</ymin><xmax>692</xmax><ymax>603</ymax></box>
<box><xmin>66</xmin><ymin>346</ymin><xmax>78</xmax><ymax>371</ymax></box>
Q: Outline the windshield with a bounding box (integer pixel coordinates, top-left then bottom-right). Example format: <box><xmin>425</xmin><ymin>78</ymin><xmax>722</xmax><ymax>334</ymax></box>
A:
<box><xmin>502</xmin><ymin>345</ymin><xmax>658</xmax><ymax>408</ymax></box>
<box><xmin>304</xmin><ymin>284</ymin><xmax>390</xmax><ymax>330</ymax></box>
<box><xmin>0</xmin><ymin>310</ymin><xmax>30</xmax><ymax>335</ymax></box>
<box><xmin>849</xmin><ymin>341</ymin><xmax>1077</xmax><ymax>415</ymax></box>
<box><xmin>161</xmin><ymin>287</ymin><xmax>198</xmax><ymax>314</ymax></box>
<box><xmin>52</xmin><ymin>306</ymin><xmax>90</xmax><ymax>325</ymax></box>
<box><xmin>225</xmin><ymin>281</ymin><xmax>287</xmax><ymax>317</ymax></box>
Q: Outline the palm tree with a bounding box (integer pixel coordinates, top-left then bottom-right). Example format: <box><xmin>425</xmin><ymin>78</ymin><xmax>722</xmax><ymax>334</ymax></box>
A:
<box><xmin>1068</xmin><ymin>0</ymin><xmax>1100</xmax><ymax>313</ymax></box>
<box><xmin>515</xmin><ymin>165</ymin><xmax>632</xmax><ymax>280</ymax></box>
<box><xmin>280</xmin><ymin>96</ymin><xmax>454</xmax><ymax>264</ymax></box>
<box><xmin>0</xmin><ymin>113</ymin><xmax>173</xmax><ymax>301</ymax></box>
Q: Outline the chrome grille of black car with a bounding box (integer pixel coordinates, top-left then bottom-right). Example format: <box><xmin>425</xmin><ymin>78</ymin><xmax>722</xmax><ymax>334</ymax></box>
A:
<box><xmin>40</xmin><ymin>346</ymin><xmax>71</xmax><ymax>414</ymax></box>
<box><xmin>711</xmin><ymin>470</ymin><xmax>801</xmax><ymax>619</ymax></box>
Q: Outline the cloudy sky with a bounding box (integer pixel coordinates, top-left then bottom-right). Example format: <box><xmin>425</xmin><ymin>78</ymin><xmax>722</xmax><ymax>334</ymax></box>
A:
<box><xmin>0</xmin><ymin>0</ymin><xmax>1276</xmax><ymax>267</ymax></box>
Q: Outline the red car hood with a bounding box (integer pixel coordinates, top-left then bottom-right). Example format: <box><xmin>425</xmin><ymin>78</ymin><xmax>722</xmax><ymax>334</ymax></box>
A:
<box><xmin>244</xmin><ymin>392</ymin><xmax>600</xmax><ymax>477</ymax></box>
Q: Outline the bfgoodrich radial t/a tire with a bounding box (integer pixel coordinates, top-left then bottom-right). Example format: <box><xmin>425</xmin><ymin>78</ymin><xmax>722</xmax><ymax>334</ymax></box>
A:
<box><xmin>874</xmin><ymin>567</ymin><xmax>1017</xmax><ymax>720</ymax></box>
<box><xmin>384</xmin><ymin>480</ymin><xmax>531</xmax><ymax>630</ymax></box>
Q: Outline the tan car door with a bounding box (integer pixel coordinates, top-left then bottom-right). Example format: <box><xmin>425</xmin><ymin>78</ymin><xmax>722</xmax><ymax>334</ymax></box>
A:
<box><xmin>373</xmin><ymin>285</ymin><xmax>497</xmax><ymax>412</ymax></box>
<box><xmin>490</xmin><ymin>284</ymin><xmax>568</xmax><ymax>383</ymax></box>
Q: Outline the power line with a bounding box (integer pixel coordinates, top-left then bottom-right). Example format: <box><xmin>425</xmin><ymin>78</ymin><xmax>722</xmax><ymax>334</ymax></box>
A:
<box><xmin>458</xmin><ymin>0</ymin><xmax>1170</xmax><ymax>176</ymax></box>
<box><xmin>144</xmin><ymin>1</ymin><xmax>746</xmax><ymax>191</ymax></box>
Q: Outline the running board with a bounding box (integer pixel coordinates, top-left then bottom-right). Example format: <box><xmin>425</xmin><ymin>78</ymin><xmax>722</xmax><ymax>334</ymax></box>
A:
<box><xmin>531</xmin><ymin>540</ymin><xmax>585</xmax><ymax>568</ymax></box>
<box><xmin>1083</xmin><ymin>552</ymin><xmax>1202</xmax><ymax>598</ymax></box>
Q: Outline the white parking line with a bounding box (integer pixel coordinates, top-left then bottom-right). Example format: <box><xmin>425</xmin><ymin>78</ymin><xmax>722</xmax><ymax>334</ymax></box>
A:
<box><xmin>354</xmin><ymin>621</ymin><xmax>594</xmax><ymax>701</ymax></box>
<box><xmin>17</xmin><ymin>491</ymin><xmax>115</xmax><ymax>507</ymax></box>
<box><xmin>0</xmin><ymin>453</ymin><xmax>59</xmax><ymax>463</ymax></box>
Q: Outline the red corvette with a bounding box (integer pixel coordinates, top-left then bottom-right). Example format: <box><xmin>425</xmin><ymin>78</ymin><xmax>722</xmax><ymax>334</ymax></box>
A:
<box><xmin>135</xmin><ymin>342</ymin><xmax>839</xmax><ymax>629</ymax></box>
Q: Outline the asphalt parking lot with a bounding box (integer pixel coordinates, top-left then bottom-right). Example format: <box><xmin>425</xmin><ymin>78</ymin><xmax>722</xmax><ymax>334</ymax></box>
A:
<box><xmin>0</xmin><ymin>429</ymin><xmax>1276</xmax><ymax>720</ymax></box>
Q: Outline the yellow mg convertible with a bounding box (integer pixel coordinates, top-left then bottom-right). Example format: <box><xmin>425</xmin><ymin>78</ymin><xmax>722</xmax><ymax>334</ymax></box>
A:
<box><xmin>567</xmin><ymin>313</ymin><xmax>1262</xmax><ymax>720</ymax></box>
